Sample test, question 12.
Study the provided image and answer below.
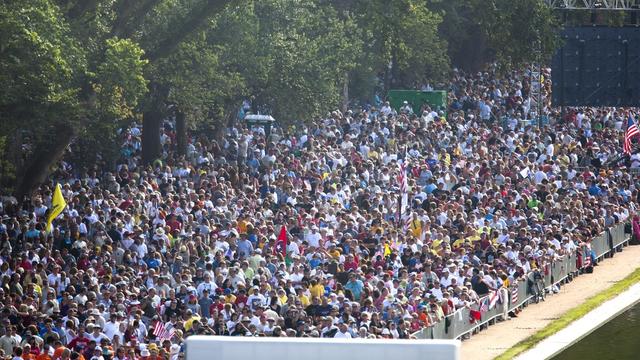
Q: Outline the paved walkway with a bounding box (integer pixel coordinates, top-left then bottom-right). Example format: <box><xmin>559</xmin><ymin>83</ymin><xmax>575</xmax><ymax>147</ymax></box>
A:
<box><xmin>461</xmin><ymin>244</ymin><xmax>640</xmax><ymax>360</ymax></box>
<box><xmin>516</xmin><ymin>282</ymin><xmax>640</xmax><ymax>359</ymax></box>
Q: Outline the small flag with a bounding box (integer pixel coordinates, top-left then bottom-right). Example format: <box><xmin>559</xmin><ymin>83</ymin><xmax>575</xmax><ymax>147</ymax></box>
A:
<box><xmin>511</xmin><ymin>286</ymin><xmax>518</xmax><ymax>304</ymax></box>
<box><xmin>583</xmin><ymin>246</ymin><xmax>592</xmax><ymax>268</ymax></box>
<box><xmin>275</xmin><ymin>225</ymin><xmax>287</xmax><ymax>257</ymax></box>
<box><xmin>153</xmin><ymin>320</ymin><xmax>175</xmax><ymax>341</ymax></box>
<box><xmin>383</xmin><ymin>243</ymin><xmax>392</xmax><ymax>257</ymax></box>
<box><xmin>46</xmin><ymin>184</ymin><xmax>67</xmax><ymax>232</ymax></box>
<box><xmin>479</xmin><ymin>298</ymin><xmax>489</xmax><ymax>313</ymax></box>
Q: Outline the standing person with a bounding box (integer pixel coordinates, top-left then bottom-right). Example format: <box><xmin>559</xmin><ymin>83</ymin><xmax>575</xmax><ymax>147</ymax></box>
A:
<box><xmin>0</xmin><ymin>326</ymin><xmax>20</xmax><ymax>357</ymax></box>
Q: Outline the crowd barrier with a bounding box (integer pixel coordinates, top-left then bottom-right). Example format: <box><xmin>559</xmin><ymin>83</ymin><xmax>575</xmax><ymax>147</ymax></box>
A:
<box><xmin>412</xmin><ymin>221</ymin><xmax>630</xmax><ymax>340</ymax></box>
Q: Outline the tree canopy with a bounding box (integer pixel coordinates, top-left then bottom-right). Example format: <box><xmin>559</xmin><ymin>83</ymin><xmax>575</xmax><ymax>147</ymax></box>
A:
<box><xmin>0</xmin><ymin>0</ymin><xmax>562</xmax><ymax>198</ymax></box>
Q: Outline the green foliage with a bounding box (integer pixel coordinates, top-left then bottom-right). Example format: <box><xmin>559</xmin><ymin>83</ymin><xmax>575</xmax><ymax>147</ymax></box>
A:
<box><xmin>482</xmin><ymin>0</ymin><xmax>560</xmax><ymax>66</ymax></box>
<box><xmin>0</xmin><ymin>0</ymin><xmax>85</xmax><ymax>118</ymax></box>
<box><xmin>250</xmin><ymin>0</ymin><xmax>363</xmax><ymax>123</ymax></box>
<box><xmin>1</xmin><ymin>0</ymin><xmax>567</xmax><ymax>193</ymax></box>
<box><xmin>0</xmin><ymin>0</ymin><xmax>150</xmax><ymax>185</ymax></box>
<box><xmin>95</xmin><ymin>37</ymin><xmax>148</xmax><ymax>119</ymax></box>
<box><xmin>427</xmin><ymin>0</ymin><xmax>560</xmax><ymax>70</ymax></box>
<box><xmin>362</xmin><ymin>0</ymin><xmax>449</xmax><ymax>87</ymax></box>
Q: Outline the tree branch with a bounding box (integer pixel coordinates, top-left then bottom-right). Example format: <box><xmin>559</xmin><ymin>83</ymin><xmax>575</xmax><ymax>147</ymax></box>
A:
<box><xmin>65</xmin><ymin>0</ymin><xmax>99</xmax><ymax>21</ymax></box>
<box><xmin>145</xmin><ymin>0</ymin><xmax>239</xmax><ymax>62</ymax></box>
<box><xmin>113</xmin><ymin>0</ymin><xmax>164</xmax><ymax>39</ymax></box>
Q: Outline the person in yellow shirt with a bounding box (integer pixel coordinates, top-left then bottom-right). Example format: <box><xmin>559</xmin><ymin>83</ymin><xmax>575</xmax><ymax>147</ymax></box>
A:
<box><xmin>224</xmin><ymin>288</ymin><xmax>237</xmax><ymax>304</ymax></box>
<box><xmin>327</xmin><ymin>245</ymin><xmax>341</xmax><ymax>259</ymax></box>
<box><xmin>409</xmin><ymin>216</ymin><xmax>422</xmax><ymax>238</ymax></box>
<box><xmin>452</xmin><ymin>237</ymin><xmax>467</xmax><ymax>249</ymax></box>
<box><xmin>277</xmin><ymin>288</ymin><xmax>288</xmax><ymax>305</ymax></box>
<box><xmin>237</xmin><ymin>214</ymin><xmax>250</xmax><ymax>234</ymax></box>
<box><xmin>296</xmin><ymin>288</ymin><xmax>311</xmax><ymax>308</ymax></box>
<box><xmin>309</xmin><ymin>278</ymin><xmax>325</xmax><ymax>299</ymax></box>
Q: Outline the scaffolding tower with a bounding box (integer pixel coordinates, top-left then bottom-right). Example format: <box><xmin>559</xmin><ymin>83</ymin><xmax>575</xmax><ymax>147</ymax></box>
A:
<box><xmin>544</xmin><ymin>0</ymin><xmax>640</xmax><ymax>10</ymax></box>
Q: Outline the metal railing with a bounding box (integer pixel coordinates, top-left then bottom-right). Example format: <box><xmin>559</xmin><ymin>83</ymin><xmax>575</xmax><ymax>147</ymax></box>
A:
<box><xmin>412</xmin><ymin>221</ymin><xmax>630</xmax><ymax>340</ymax></box>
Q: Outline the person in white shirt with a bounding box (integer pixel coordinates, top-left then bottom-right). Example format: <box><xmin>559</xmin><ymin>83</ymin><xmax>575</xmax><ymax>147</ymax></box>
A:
<box><xmin>88</xmin><ymin>325</ymin><xmax>108</xmax><ymax>343</ymax></box>
<box><xmin>47</xmin><ymin>266</ymin><xmax>62</xmax><ymax>287</ymax></box>
<box><xmin>103</xmin><ymin>314</ymin><xmax>119</xmax><ymax>341</ymax></box>
<box><xmin>246</xmin><ymin>287</ymin><xmax>266</xmax><ymax>311</ymax></box>
<box><xmin>534</xmin><ymin>169</ymin><xmax>547</xmax><ymax>184</ymax></box>
<box><xmin>380</xmin><ymin>102</ymin><xmax>392</xmax><ymax>116</ymax></box>
<box><xmin>132</xmin><ymin>237</ymin><xmax>147</xmax><ymax>259</ymax></box>
<box><xmin>333</xmin><ymin>323</ymin><xmax>352</xmax><ymax>338</ymax></box>
<box><xmin>305</xmin><ymin>226</ymin><xmax>322</xmax><ymax>248</ymax></box>
<box><xmin>196</xmin><ymin>274</ymin><xmax>217</xmax><ymax>297</ymax></box>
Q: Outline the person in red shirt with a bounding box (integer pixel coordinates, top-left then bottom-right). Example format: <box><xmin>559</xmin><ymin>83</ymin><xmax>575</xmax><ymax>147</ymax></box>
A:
<box><xmin>20</xmin><ymin>254</ymin><xmax>33</xmax><ymax>271</ymax></box>
<box><xmin>210</xmin><ymin>296</ymin><xmax>225</xmax><ymax>314</ymax></box>
<box><xmin>234</xmin><ymin>289</ymin><xmax>248</xmax><ymax>309</ymax></box>
<box><xmin>67</xmin><ymin>325</ymin><xmax>90</xmax><ymax>354</ymax></box>
<box><xmin>344</xmin><ymin>254</ymin><xmax>359</xmax><ymax>271</ymax></box>
<box><xmin>166</xmin><ymin>214</ymin><xmax>182</xmax><ymax>233</ymax></box>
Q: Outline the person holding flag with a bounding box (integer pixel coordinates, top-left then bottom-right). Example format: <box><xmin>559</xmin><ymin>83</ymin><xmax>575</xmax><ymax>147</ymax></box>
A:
<box><xmin>45</xmin><ymin>183</ymin><xmax>67</xmax><ymax>233</ymax></box>
<box><xmin>623</xmin><ymin>111</ymin><xmax>639</xmax><ymax>155</ymax></box>
<box><xmin>275</xmin><ymin>224</ymin><xmax>292</xmax><ymax>265</ymax></box>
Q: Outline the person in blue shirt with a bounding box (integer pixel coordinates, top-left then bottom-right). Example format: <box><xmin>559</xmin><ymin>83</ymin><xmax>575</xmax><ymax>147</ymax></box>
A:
<box><xmin>588</xmin><ymin>181</ymin><xmax>602</xmax><ymax>196</ymax></box>
<box><xmin>424</xmin><ymin>179</ymin><xmax>437</xmax><ymax>195</ymax></box>
<box><xmin>309</xmin><ymin>253</ymin><xmax>322</xmax><ymax>269</ymax></box>
<box><xmin>236</xmin><ymin>235</ymin><xmax>254</xmax><ymax>259</ymax></box>
<box><xmin>344</xmin><ymin>272</ymin><xmax>364</xmax><ymax>301</ymax></box>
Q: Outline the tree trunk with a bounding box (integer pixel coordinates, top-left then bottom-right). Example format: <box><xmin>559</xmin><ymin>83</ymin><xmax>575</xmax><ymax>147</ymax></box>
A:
<box><xmin>142</xmin><ymin>108</ymin><xmax>163</xmax><ymax>165</ymax></box>
<box><xmin>175</xmin><ymin>110</ymin><xmax>188</xmax><ymax>156</ymax></box>
<box><xmin>342</xmin><ymin>71</ymin><xmax>349</xmax><ymax>113</ymax></box>
<box><xmin>383</xmin><ymin>66</ymin><xmax>391</xmax><ymax>96</ymax></box>
<box><xmin>15</xmin><ymin>123</ymin><xmax>75</xmax><ymax>202</ymax></box>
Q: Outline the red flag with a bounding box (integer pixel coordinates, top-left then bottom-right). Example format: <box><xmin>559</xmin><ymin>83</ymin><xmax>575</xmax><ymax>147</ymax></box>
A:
<box><xmin>469</xmin><ymin>310</ymin><xmax>481</xmax><ymax>323</ymax></box>
<box><xmin>276</xmin><ymin>225</ymin><xmax>287</xmax><ymax>257</ymax></box>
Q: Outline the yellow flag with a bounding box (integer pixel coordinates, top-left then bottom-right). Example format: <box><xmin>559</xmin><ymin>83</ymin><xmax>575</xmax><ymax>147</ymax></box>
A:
<box><xmin>46</xmin><ymin>184</ymin><xmax>67</xmax><ymax>232</ymax></box>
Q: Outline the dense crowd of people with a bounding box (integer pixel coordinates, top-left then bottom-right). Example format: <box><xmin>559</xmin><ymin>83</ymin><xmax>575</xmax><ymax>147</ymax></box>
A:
<box><xmin>0</xmin><ymin>65</ymin><xmax>638</xmax><ymax>360</ymax></box>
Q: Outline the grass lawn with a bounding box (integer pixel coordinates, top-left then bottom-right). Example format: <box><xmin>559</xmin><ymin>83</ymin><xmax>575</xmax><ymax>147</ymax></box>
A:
<box><xmin>495</xmin><ymin>267</ymin><xmax>640</xmax><ymax>360</ymax></box>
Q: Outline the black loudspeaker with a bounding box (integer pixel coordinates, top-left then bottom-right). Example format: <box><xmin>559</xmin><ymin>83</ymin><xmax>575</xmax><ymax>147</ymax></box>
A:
<box><xmin>552</xmin><ymin>26</ymin><xmax>640</xmax><ymax>107</ymax></box>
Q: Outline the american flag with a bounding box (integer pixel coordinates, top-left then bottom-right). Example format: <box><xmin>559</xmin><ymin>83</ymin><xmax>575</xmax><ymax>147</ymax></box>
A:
<box><xmin>479</xmin><ymin>297</ymin><xmax>489</xmax><ymax>312</ymax></box>
<box><xmin>624</xmin><ymin>114</ymin><xmax>639</xmax><ymax>155</ymax></box>
<box><xmin>488</xmin><ymin>290</ymin><xmax>500</xmax><ymax>310</ymax></box>
<box><xmin>402</xmin><ymin>212</ymin><xmax>413</xmax><ymax>233</ymax></box>
<box><xmin>583</xmin><ymin>247</ymin><xmax>592</xmax><ymax>268</ymax></box>
<box><xmin>153</xmin><ymin>320</ymin><xmax>175</xmax><ymax>341</ymax></box>
<box><xmin>511</xmin><ymin>286</ymin><xmax>518</xmax><ymax>304</ymax></box>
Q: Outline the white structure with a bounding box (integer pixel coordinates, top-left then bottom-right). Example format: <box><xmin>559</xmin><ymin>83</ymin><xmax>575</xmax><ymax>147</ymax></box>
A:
<box><xmin>186</xmin><ymin>336</ymin><xmax>460</xmax><ymax>360</ymax></box>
